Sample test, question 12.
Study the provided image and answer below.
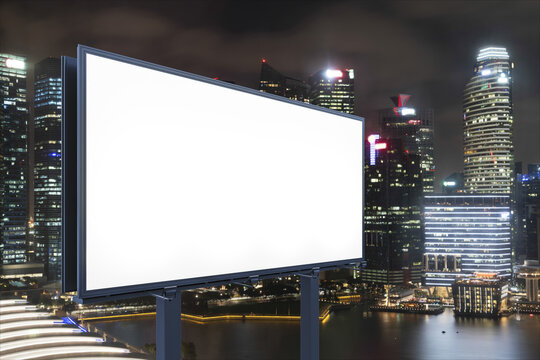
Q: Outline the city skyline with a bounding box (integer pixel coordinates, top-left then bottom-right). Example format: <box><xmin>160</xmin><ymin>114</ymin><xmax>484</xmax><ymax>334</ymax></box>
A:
<box><xmin>1</xmin><ymin>2</ymin><xmax>539</xmax><ymax>358</ymax></box>
<box><xmin>1</xmin><ymin>1</ymin><xmax>539</xmax><ymax>189</ymax></box>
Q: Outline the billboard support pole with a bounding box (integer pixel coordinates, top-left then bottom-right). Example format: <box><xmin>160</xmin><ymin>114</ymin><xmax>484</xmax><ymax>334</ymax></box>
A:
<box><xmin>154</xmin><ymin>288</ymin><xmax>182</xmax><ymax>360</ymax></box>
<box><xmin>300</xmin><ymin>268</ymin><xmax>320</xmax><ymax>360</ymax></box>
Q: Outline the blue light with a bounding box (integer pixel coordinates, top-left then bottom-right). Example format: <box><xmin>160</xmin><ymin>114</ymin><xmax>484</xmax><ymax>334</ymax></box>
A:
<box><xmin>48</xmin><ymin>152</ymin><xmax>61</xmax><ymax>158</ymax></box>
<box><xmin>62</xmin><ymin>316</ymin><xmax>88</xmax><ymax>332</ymax></box>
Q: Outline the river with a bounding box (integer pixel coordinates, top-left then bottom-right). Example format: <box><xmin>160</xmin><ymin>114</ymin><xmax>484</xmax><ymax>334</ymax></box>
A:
<box><xmin>91</xmin><ymin>307</ymin><xmax>540</xmax><ymax>360</ymax></box>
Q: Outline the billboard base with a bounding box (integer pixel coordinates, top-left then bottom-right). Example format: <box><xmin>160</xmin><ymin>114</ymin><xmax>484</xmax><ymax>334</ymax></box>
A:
<box><xmin>150</xmin><ymin>269</ymin><xmax>321</xmax><ymax>359</ymax></box>
<box><xmin>300</xmin><ymin>269</ymin><xmax>320</xmax><ymax>360</ymax></box>
<box><xmin>153</xmin><ymin>288</ymin><xmax>182</xmax><ymax>360</ymax></box>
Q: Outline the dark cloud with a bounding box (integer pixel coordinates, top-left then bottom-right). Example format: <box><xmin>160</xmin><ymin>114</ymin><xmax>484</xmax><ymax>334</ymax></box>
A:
<box><xmin>1</xmin><ymin>0</ymin><xmax>539</xmax><ymax>187</ymax></box>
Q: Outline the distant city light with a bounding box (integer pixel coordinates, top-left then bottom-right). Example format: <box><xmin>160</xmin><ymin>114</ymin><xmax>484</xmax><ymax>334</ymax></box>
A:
<box><xmin>443</xmin><ymin>181</ymin><xmax>456</xmax><ymax>186</ymax></box>
<box><xmin>408</xmin><ymin>119</ymin><xmax>421</xmax><ymax>125</ymax></box>
<box><xmin>325</xmin><ymin>69</ymin><xmax>343</xmax><ymax>78</ymax></box>
<box><xmin>477</xmin><ymin>47</ymin><xmax>509</xmax><ymax>61</ymax></box>
<box><xmin>5</xmin><ymin>58</ymin><xmax>25</xmax><ymax>69</ymax></box>
<box><xmin>481</xmin><ymin>69</ymin><xmax>491</xmax><ymax>76</ymax></box>
<box><xmin>368</xmin><ymin>134</ymin><xmax>380</xmax><ymax>165</ymax></box>
<box><xmin>374</xmin><ymin>143</ymin><xmax>387</xmax><ymax>150</ymax></box>
<box><xmin>400</xmin><ymin>107</ymin><xmax>416</xmax><ymax>116</ymax></box>
<box><xmin>497</xmin><ymin>74</ymin><xmax>509</xmax><ymax>83</ymax></box>
<box><xmin>347</xmin><ymin>69</ymin><xmax>354</xmax><ymax>79</ymax></box>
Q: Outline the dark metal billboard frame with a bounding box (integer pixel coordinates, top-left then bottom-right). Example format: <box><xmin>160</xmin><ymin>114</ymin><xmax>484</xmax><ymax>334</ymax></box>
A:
<box><xmin>62</xmin><ymin>45</ymin><xmax>365</xmax><ymax>360</ymax></box>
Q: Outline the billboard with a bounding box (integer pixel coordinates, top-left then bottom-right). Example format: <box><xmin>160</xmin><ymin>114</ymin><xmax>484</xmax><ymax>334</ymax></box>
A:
<box><xmin>66</xmin><ymin>46</ymin><xmax>364</xmax><ymax>301</ymax></box>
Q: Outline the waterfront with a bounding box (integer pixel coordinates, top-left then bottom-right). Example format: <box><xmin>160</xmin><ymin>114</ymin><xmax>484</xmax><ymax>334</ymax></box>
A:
<box><xmin>91</xmin><ymin>307</ymin><xmax>540</xmax><ymax>360</ymax></box>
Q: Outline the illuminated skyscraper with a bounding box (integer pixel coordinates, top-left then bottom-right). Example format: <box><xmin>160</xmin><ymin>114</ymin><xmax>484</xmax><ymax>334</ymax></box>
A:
<box><xmin>33</xmin><ymin>58</ymin><xmax>62</xmax><ymax>280</ymax></box>
<box><xmin>258</xmin><ymin>59</ymin><xmax>308</xmax><ymax>102</ymax></box>
<box><xmin>308</xmin><ymin>68</ymin><xmax>354</xmax><ymax>114</ymax></box>
<box><xmin>379</xmin><ymin>94</ymin><xmax>435</xmax><ymax>193</ymax></box>
<box><xmin>362</xmin><ymin>135</ymin><xmax>423</xmax><ymax>285</ymax></box>
<box><xmin>463</xmin><ymin>47</ymin><xmax>514</xmax><ymax>193</ymax></box>
<box><xmin>423</xmin><ymin>195</ymin><xmax>512</xmax><ymax>287</ymax></box>
<box><xmin>0</xmin><ymin>54</ymin><xmax>29</xmax><ymax>264</ymax></box>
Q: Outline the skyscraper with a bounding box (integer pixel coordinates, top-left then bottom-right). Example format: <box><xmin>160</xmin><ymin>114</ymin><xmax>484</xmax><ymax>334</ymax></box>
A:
<box><xmin>514</xmin><ymin>163</ymin><xmax>540</xmax><ymax>262</ymax></box>
<box><xmin>463</xmin><ymin>47</ymin><xmax>514</xmax><ymax>193</ymax></box>
<box><xmin>0</xmin><ymin>54</ymin><xmax>29</xmax><ymax>265</ymax></box>
<box><xmin>308</xmin><ymin>68</ymin><xmax>354</xmax><ymax>114</ymax></box>
<box><xmin>258</xmin><ymin>59</ymin><xmax>308</xmax><ymax>102</ymax></box>
<box><xmin>33</xmin><ymin>58</ymin><xmax>62</xmax><ymax>280</ymax></box>
<box><xmin>423</xmin><ymin>195</ymin><xmax>512</xmax><ymax>287</ymax></box>
<box><xmin>379</xmin><ymin>94</ymin><xmax>435</xmax><ymax>193</ymax></box>
<box><xmin>363</xmin><ymin>135</ymin><xmax>423</xmax><ymax>284</ymax></box>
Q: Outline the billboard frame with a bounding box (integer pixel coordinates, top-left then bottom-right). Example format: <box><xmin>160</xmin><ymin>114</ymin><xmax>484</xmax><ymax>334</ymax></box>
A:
<box><xmin>66</xmin><ymin>45</ymin><xmax>364</xmax><ymax>303</ymax></box>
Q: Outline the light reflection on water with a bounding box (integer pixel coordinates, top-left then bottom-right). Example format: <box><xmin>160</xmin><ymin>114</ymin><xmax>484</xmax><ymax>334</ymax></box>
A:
<box><xmin>92</xmin><ymin>307</ymin><xmax>540</xmax><ymax>360</ymax></box>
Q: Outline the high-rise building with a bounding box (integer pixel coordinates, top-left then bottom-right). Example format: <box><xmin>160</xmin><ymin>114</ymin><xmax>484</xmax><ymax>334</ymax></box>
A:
<box><xmin>514</xmin><ymin>163</ymin><xmax>540</xmax><ymax>262</ymax></box>
<box><xmin>362</xmin><ymin>135</ymin><xmax>423</xmax><ymax>285</ymax></box>
<box><xmin>423</xmin><ymin>194</ymin><xmax>512</xmax><ymax>287</ymax></box>
<box><xmin>33</xmin><ymin>58</ymin><xmax>62</xmax><ymax>280</ymax></box>
<box><xmin>308</xmin><ymin>68</ymin><xmax>354</xmax><ymax>114</ymax></box>
<box><xmin>463</xmin><ymin>47</ymin><xmax>514</xmax><ymax>193</ymax></box>
<box><xmin>379</xmin><ymin>94</ymin><xmax>435</xmax><ymax>193</ymax></box>
<box><xmin>258</xmin><ymin>59</ymin><xmax>308</xmax><ymax>102</ymax></box>
<box><xmin>1</xmin><ymin>54</ymin><xmax>29</xmax><ymax>265</ymax></box>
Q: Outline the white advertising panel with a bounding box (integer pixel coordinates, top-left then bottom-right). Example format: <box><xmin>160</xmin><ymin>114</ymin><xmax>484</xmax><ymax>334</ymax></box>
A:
<box><xmin>80</xmin><ymin>48</ymin><xmax>363</xmax><ymax>297</ymax></box>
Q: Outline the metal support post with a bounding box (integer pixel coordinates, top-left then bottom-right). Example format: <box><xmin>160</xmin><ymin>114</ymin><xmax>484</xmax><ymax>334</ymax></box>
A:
<box><xmin>154</xmin><ymin>288</ymin><xmax>181</xmax><ymax>360</ymax></box>
<box><xmin>300</xmin><ymin>270</ymin><xmax>319</xmax><ymax>360</ymax></box>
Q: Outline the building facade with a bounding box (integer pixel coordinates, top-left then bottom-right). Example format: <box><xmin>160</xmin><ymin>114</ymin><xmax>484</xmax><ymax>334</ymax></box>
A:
<box><xmin>1</xmin><ymin>54</ymin><xmax>29</xmax><ymax>265</ymax></box>
<box><xmin>258</xmin><ymin>59</ymin><xmax>308</xmax><ymax>102</ymax></box>
<box><xmin>362</xmin><ymin>136</ymin><xmax>423</xmax><ymax>285</ymax></box>
<box><xmin>423</xmin><ymin>195</ymin><xmax>512</xmax><ymax>286</ymax></box>
<box><xmin>379</xmin><ymin>94</ymin><xmax>435</xmax><ymax>193</ymax></box>
<box><xmin>308</xmin><ymin>68</ymin><xmax>354</xmax><ymax>114</ymax></box>
<box><xmin>514</xmin><ymin>163</ymin><xmax>540</xmax><ymax>262</ymax></box>
<box><xmin>452</xmin><ymin>273</ymin><xmax>508</xmax><ymax>317</ymax></box>
<box><xmin>463</xmin><ymin>47</ymin><xmax>514</xmax><ymax>193</ymax></box>
<box><xmin>33</xmin><ymin>58</ymin><xmax>62</xmax><ymax>281</ymax></box>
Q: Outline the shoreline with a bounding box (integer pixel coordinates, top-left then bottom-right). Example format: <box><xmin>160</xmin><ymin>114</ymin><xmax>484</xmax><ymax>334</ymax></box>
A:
<box><xmin>79</xmin><ymin>305</ymin><xmax>338</xmax><ymax>324</ymax></box>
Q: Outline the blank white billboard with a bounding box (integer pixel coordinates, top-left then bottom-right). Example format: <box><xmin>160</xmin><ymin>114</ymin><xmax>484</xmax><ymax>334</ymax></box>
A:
<box><xmin>81</xmin><ymin>49</ymin><xmax>363</xmax><ymax>295</ymax></box>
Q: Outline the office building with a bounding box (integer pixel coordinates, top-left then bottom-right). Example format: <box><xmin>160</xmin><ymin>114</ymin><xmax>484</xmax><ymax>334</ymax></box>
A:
<box><xmin>308</xmin><ymin>68</ymin><xmax>354</xmax><ymax>114</ymax></box>
<box><xmin>1</xmin><ymin>54</ymin><xmax>29</xmax><ymax>265</ymax></box>
<box><xmin>258</xmin><ymin>59</ymin><xmax>308</xmax><ymax>102</ymax></box>
<box><xmin>452</xmin><ymin>272</ymin><xmax>508</xmax><ymax>317</ymax></box>
<box><xmin>362</xmin><ymin>135</ymin><xmax>423</xmax><ymax>284</ymax></box>
<box><xmin>423</xmin><ymin>195</ymin><xmax>512</xmax><ymax>287</ymax></box>
<box><xmin>379</xmin><ymin>94</ymin><xmax>435</xmax><ymax>193</ymax></box>
<box><xmin>33</xmin><ymin>58</ymin><xmax>62</xmax><ymax>281</ymax></box>
<box><xmin>514</xmin><ymin>163</ymin><xmax>540</xmax><ymax>262</ymax></box>
<box><xmin>463</xmin><ymin>47</ymin><xmax>514</xmax><ymax>193</ymax></box>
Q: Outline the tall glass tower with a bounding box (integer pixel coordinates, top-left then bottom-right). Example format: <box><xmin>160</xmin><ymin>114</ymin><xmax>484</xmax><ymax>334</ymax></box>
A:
<box><xmin>0</xmin><ymin>54</ymin><xmax>29</xmax><ymax>264</ymax></box>
<box><xmin>363</xmin><ymin>136</ymin><xmax>423</xmax><ymax>285</ymax></box>
<box><xmin>308</xmin><ymin>68</ymin><xmax>354</xmax><ymax>114</ymax></box>
<box><xmin>33</xmin><ymin>58</ymin><xmax>62</xmax><ymax>280</ymax></box>
<box><xmin>379</xmin><ymin>94</ymin><xmax>435</xmax><ymax>193</ymax></box>
<box><xmin>463</xmin><ymin>47</ymin><xmax>514</xmax><ymax>193</ymax></box>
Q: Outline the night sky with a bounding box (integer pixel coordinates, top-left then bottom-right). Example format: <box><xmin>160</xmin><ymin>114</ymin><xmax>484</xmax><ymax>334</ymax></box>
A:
<box><xmin>2</xmin><ymin>0</ymin><xmax>539</xmax><ymax>189</ymax></box>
